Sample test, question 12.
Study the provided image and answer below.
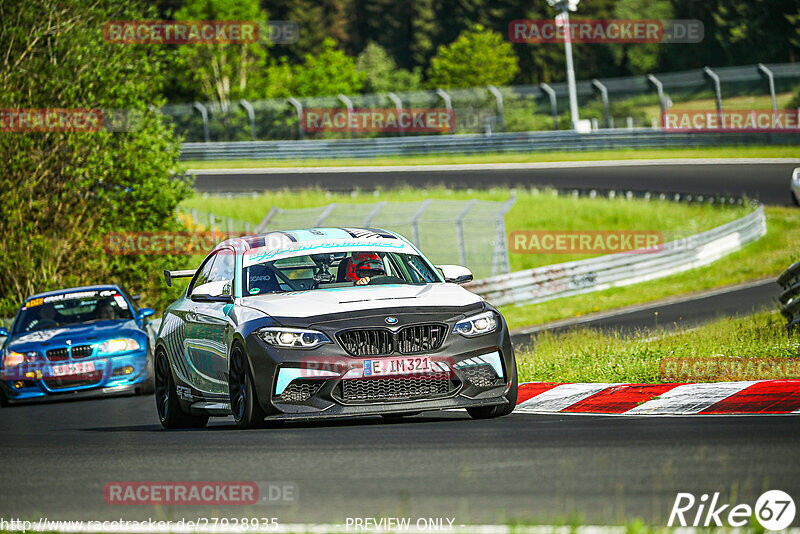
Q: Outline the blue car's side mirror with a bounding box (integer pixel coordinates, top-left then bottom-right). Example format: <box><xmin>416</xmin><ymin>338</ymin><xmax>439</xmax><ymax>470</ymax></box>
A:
<box><xmin>138</xmin><ymin>308</ymin><xmax>155</xmax><ymax>319</ymax></box>
<box><xmin>0</xmin><ymin>327</ymin><xmax>8</xmax><ymax>337</ymax></box>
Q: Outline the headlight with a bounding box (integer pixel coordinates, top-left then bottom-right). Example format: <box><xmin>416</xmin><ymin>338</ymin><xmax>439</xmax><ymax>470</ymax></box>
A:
<box><xmin>98</xmin><ymin>338</ymin><xmax>140</xmax><ymax>354</ymax></box>
<box><xmin>258</xmin><ymin>327</ymin><xmax>331</xmax><ymax>349</ymax></box>
<box><xmin>453</xmin><ymin>311</ymin><xmax>498</xmax><ymax>337</ymax></box>
<box><xmin>2</xmin><ymin>351</ymin><xmax>36</xmax><ymax>368</ymax></box>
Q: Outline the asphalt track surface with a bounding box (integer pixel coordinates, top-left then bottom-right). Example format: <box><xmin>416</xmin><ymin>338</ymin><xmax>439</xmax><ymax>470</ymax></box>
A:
<box><xmin>2</xmin><ymin>394</ymin><xmax>800</xmax><ymax>526</ymax></box>
<box><xmin>190</xmin><ymin>161</ymin><xmax>800</xmax><ymax>205</ymax></box>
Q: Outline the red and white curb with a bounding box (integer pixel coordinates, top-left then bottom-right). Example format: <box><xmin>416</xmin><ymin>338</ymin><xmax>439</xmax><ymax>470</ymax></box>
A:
<box><xmin>514</xmin><ymin>380</ymin><xmax>800</xmax><ymax>415</ymax></box>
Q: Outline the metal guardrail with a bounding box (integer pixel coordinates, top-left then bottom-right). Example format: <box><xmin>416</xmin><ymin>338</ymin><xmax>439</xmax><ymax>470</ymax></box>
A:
<box><xmin>466</xmin><ymin>204</ymin><xmax>767</xmax><ymax>307</ymax></box>
<box><xmin>180</xmin><ymin>129</ymin><xmax>800</xmax><ymax>160</ymax></box>
<box><xmin>778</xmin><ymin>261</ymin><xmax>800</xmax><ymax>331</ymax></box>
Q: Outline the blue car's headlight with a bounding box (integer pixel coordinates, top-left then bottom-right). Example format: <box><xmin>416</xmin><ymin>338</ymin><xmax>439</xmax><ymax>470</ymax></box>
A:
<box><xmin>453</xmin><ymin>311</ymin><xmax>498</xmax><ymax>337</ymax></box>
<box><xmin>258</xmin><ymin>327</ymin><xmax>331</xmax><ymax>349</ymax></box>
<box><xmin>98</xmin><ymin>338</ymin><xmax>141</xmax><ymax>354</ymax></box>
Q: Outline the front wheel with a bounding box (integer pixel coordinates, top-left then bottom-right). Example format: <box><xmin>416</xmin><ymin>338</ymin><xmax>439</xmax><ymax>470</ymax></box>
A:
<box><xmin>155</xmin><ymin>350</ymin><xmax>208</xmax><ymax>429</ymax></box>
<box><xmin>229</xmin><ymin>345</ymin><xmax>267</xmax><ymax>429</ymax></box>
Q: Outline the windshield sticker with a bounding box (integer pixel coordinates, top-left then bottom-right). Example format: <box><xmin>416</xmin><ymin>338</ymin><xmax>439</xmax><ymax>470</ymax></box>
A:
<box><xmin>113</xmin><ymin>295</ymin><xmax>128</xmax><ymax>309</ymax></box>
<box><xmin>249</xmin><ymin>287</ymin><xmax>261</xmax><ymax>295</ymax></box>
<box><xmin>39</xmin><ymin>289</ymin><xmax>116</xmax><ymax>304</ymax></box>
<box><xmin>243</xmin><ymin>239</ymin><xmax>411</xmax><ymax>267</ymax></box>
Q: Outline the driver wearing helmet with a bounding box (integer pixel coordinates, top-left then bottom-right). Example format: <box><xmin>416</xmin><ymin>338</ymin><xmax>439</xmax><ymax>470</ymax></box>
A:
<box><xmin>345</xmin><ymin>252</ymin><xmax>386</xmax><ymax>286</ymax></box>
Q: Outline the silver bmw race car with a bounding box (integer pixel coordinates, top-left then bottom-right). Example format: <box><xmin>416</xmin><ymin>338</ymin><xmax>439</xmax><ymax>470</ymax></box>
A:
<box><xmin>155</xmin><ymin>227</ymin><xmax>517</xmax><ymax>429</ymax></box>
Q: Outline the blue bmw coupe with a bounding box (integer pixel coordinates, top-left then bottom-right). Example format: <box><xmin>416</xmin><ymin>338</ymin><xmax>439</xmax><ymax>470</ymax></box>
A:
<box><xmin>0</xmin><ymin>285</ymin><xmax>156</xmax><ymax>405</ymax></box>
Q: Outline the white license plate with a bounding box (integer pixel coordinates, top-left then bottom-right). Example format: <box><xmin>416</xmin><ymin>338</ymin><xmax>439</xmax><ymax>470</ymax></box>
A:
<box><xmin>51</xmin><ymin>361</ymin><xmax>95</xmax><ymax>377</ymax></box>
<box><xmin>364</xmin><ymin>357</ymin><xmax>431</xmax><ymax>377</ymax></box>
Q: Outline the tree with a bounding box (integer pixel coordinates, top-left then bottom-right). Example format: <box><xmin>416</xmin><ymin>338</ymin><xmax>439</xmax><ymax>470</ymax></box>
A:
<box><xmin>427</xmin><ymin>25</ymin><xmax>519</xmax><ymax>89</ymax></box>
<box><xmin>356</xmin><ymin>42</ymin><xmax>422</xmax><ymax>93</ymax></box>
<box><xmin>173</xmin><ymin>0</ymin><xmax>270</xmax><ymax>108</ymax></box>
<box><xmin>291</xmin><ymin>38</ymin><xmax>366</xmax><ymax>97</ymax></box>
<box><xmin>612</xmin><ymin>0</ymin><xmax>673</xmax><ymax>74</ymax></box>
<box><xmin>0</xmin><ymin>0</ymin><xmax>192</xmax><ymax>316</ymax></box>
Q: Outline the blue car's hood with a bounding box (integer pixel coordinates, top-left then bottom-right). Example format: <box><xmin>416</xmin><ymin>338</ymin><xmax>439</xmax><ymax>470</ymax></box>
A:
<box><xmin>6</xmin><ymin>319</ymin><xmax>143</xmax><ymax>353</ymax></box>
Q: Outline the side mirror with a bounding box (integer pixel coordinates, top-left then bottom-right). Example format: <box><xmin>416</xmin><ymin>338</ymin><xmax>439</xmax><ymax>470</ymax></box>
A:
<box><xmin>137</xmin><ymin>308</ymin><xmax>155</xmax><ymax>319</ymax></box>
<box><xmin>436</xmin><ymin>265</ymin><xmax>474</xmax><ymax>284</ymax></box>
<box><xmin>0</xmin><ymin>327</ymin><xmax>8</xmax><ymax>337</ymax></box>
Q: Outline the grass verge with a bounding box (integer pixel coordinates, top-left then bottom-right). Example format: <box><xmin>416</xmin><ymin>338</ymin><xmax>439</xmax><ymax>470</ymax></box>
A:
<box><xmin>182</xmin><ymin>145</ymin><xmax>800</xmax><ymax>170</ymax></box>
<box><xmin>516</xmin><ymin>311</ymin><xmax>798</xmax><ymax>384</ymax></box>
<box><xmin>500</xmin><ymin>206</ymin><xmax>799</xmax><ymax>329</ymax></box>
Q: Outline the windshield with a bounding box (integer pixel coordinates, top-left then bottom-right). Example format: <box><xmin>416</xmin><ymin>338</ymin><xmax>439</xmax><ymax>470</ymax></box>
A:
<box><xmin>243</xmin><ymin>251</ymin><xmax>440</xmax><ymax>295</ymax></box>
<box><xmin>12</xmin><ymin>289</ymin><xmax>134</xmax><ymax>335</ymax></box>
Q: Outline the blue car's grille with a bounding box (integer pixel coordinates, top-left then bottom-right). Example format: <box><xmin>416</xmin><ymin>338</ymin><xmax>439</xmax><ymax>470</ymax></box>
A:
<box><xmin>46</xmin><ymin>345</ymin><xmax>94</xmax><ymax>361</ymax></box>
<box><xmin>46</xmin><ymin>348</ymin><xmax>69</xmax><ymax>362</ymax></box>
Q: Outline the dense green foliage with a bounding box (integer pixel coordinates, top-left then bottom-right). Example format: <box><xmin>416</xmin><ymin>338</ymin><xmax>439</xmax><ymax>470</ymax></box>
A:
<box><xmin>152</xmin><ymin>0</ymin><xmax>800</xmax><ymax>102</ymax></box>
<box><xmin>0</xmin><ymin>0</ymin><xmax>192</xmax><ymax>316</ymax></box>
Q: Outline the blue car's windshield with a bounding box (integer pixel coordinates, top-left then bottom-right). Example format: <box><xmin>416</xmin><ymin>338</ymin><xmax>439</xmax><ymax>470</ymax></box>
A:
<box><xmin>243</xmin><ymin>251</ymin><xmax>440</xmax><ymax>296</ymax></box>
<box><xmin>12</xmin><ymin>289</ymin><xmax>134</xmax><ymax>335</ymax></box>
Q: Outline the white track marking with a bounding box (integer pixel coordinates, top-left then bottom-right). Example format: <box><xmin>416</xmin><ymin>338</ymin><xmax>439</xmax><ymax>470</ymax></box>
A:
<box><xmin>515</xmin><ymin>383</ymin><xmax>619</xmax><ymax>413</ymax></box>
<box><xmin>187</xmin><ymin>158</ymin><xmax>800</xmax><ymax>175</ymax></box>
<box><xmin>625</xmin><ymin>381</ymin><xmax>757</xmax><ymax>415</ymax></box>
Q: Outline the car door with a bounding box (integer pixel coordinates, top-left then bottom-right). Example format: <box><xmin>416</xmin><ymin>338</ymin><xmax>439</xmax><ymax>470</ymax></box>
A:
<box><xmin>187</xmin><ymin>247</ymin><xmax>236</xmax><ymax>397</ymax></box>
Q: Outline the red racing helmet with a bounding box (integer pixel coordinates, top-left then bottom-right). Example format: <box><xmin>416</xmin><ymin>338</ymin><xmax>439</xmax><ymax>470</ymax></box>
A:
<box><xmin>346</xmin><ymin>252</ymin><xmax>386</xmax><ymax>282</ymax></box>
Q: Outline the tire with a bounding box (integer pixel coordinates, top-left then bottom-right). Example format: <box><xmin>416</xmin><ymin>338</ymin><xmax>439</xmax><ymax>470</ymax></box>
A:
<box><xmin>135</xmin><ymin>347</ymin><xmax>155</xmax><ymax>395</ymax></box>
<box><xmin>155</xmin><ymin>350</ymin><xmax>208</xmax><ymax>429</ymax></box>
<box><xmin>793</xmin><ymin>190</ymin><xmax>800</xmax><ymax>207</ymax></box>
<box><xmin>229</xmin><ymin>345</ymin><xmax>267</xmax><ymax>429</ymax></box>
<box><xmin>467</xmin><ymin>358</ymin><xmax>518</xmax><ymax>420</ymax></box>
<box><xmin>0</xmin><ymin>388</ymin><xmax>8</xmax><ymax>408</ymax></box>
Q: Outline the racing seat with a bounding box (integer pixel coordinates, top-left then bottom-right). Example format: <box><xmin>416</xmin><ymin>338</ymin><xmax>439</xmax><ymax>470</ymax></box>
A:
<box><xmin>248</xmin><ymin>264</ymin><xmax>281</xmax><ymax>293</ymax></box>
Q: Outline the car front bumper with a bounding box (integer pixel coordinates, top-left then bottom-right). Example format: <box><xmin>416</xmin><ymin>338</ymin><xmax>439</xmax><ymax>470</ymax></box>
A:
<box><xmin>241</xmin><ymin>311</ymin><xmax>516</xmax><ymax>419</ymax></box>
<box><xmin>1</xmin><ymin>349</ymin><xmax>148</xmax><ymax>404</ymax></box>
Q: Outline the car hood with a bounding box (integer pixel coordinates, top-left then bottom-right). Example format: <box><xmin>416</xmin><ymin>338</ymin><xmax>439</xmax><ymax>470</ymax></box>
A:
<box><xmin>241</xmin><ymin>283</ymin><xmax>483</xmax><ymax>319</ymax></box>
<box><xmin>6</xmin><ymin>319</ymin><xmax>143</xmax><ymax>353</ymax></box>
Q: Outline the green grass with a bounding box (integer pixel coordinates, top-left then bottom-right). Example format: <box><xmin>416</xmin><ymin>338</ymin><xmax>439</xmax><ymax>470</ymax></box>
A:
<box><xmin>516</xmin><ymin>311</ymin><xmax>798</xmax><ymax>384</ymax></box>
<box><xmin>182</xmin><ymin>145</ymin><xmax>800</xmax><ymax>169</ymax></box>
<box><xmin>180</xmin><ymin>187</ymin><xmax>751</xmax><ymax>272</ymax></box>
<box><xmin>501</xmin><ymin>206</ymin><xmax>800</xmax><ymax>329</ymax></box>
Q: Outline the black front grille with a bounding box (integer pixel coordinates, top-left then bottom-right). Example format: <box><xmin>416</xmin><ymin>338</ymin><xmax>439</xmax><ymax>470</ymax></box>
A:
<box><xmin>337</xmin><ymin>324</ymin><xmax>447</xmax><ymax>356</ymax></box>
<box><xmin>397</xmin><ymin>324</ymin><xmax>447</xmax><ymax>354</ymax></box>
<box><xmin>46</xmin><ymin>345</ymin><xmax>94</xmax><ymax>361</ymax></box>
<box><xmin>71</xmin><ymin>345</ymin><xmax>93</xmax><ymax>358</ymax></box>
<box><xmin>340</xmin><ymin>373</ymin><xmax>454</xmax><ymax>402</ymax></box>
<box><xmin>279</xmin><ymin>381</ymin><xmax>324</xmax><ymax>403</ymax></box>
<box><xmin>46</xmin><ymin>348</ymin><xmax>69</xmax><ymax>362</ymax></box>
<box><xmin>337</xmin><ymin>329</ymin><xmax>394</xmax><ymax>356</ymax></box>
<box><xmin>461</xmin><ymin>365</ymin><xmax>504</xmax><ymax>388</ymax></box>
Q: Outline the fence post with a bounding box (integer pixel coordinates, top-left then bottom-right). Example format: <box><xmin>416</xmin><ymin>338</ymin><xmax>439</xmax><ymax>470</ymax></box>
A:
<box><xmin>540</xmin><ymin>83</ymin><xmax>559</xmax><ymax>130</ymax></box>
<box><xmin>411</xmin><ymin>199</ymin><xmax>433</xmax><ymax>246</ymax></box>
<box><xmin>435</xmin><ymin>89</ymin><xmax>453</xmax><ymax>134</ymax></box>
<box><xmin>387</xmin><ymin>92</ymin><xmax>404</xmax><ymax>137</ymax></box>
<box><xmin>193</xmin><ymin>102</ymin><xmax>210</xmax><ymax>143</ymax></box>
<box><xmin>363</xmin><ymin>201</ymin><xmax>386</xmax><ymax>227</ymax></box>
<box><xmin>456</xmin><ymin>200</ymin><xmax>477</xmax><ymax>267</ymax></box>
<box><xmin>591</xmin><ymin>79</ymin><xmax>610</xmax><ymax>128</ymax></box>
<box><xmin>757</xmin><ymin>63</ymin><xmax>778</xmax><ymax>116</ymax></box>
<box><xmin>647</xmin><ymin>74</ymin><xmax>666</xmax><ymax>127</ymax></box>
<box><xmin>227</xmin><ymin>217</ymin><xmax>234</xmax><ymax>237</ymax></box>
<box><xmin>314</xmin><ymin>203</ymin><xmax>338</xmax><ymax>227</ymax></box>
<box><xmin>492</xmin><ymin>195</ymin><xmax>517</xmax><ymax>276</ymax></box>
<box><xmin>487</xmin><ymin>85</ymin><xmax>505</xmax><ymax>132</ymax></box>
<box><xmin>703</xmin><ymin>66</ymin><xmax>723</xmax><ymax>126</ymax></box>
<box><xmin>338</xmin><ymin>94</ymin><xmax>354</xmax><ymax>137</ymax></box>
<box><xmin>255</xmin><ymin>206</ymin><xmax>279</xmax><ymax>233</ymax></box>
<box><xmin>209</xmin><ymin>213</ymin><xmax>216</xmax><ymax>241</ymax></box>
<box><xmin>287</xmin><ymin>97</ymin><xmax>304</xmax><ymax>140</ymax></box>
<box><xmin>239</xmin><ymin>99</ymin><xmax>257</xmax><ymax>141</ymax></box>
